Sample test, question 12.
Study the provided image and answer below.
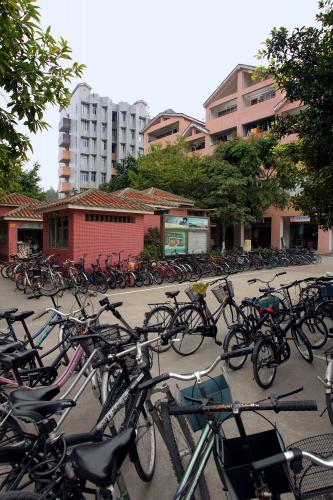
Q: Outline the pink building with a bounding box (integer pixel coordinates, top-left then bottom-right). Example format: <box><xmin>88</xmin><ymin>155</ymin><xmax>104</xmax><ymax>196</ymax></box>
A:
<box><xmin>143</xmin><ymin>64</ymin><xmax>332</xmax><ymax>253</ymax></box>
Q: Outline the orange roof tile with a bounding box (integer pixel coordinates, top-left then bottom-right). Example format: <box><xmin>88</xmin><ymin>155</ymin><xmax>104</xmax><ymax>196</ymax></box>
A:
<box><xmin>0</xmin><ymin>193</ymin><xmax>42</xmax><ymax>207</ymax></box>
<box><xmin>114</xmin><ymin>188</ymin><xmax>179</xmax><ymax>207</ymax></box>
<box><xmin>36</xmin><ymin>189</ymin><xmax>153</xmax><ymax>214</ymax></box>
<box><xmin>142</xmin><ymin>188</ymin><xmax>194</xmax><ymax>206</ymax></box>
<box><xmin>3</xmin><ymin>205</ymin><xmax>42</xmax><ymax>221</ymax></box>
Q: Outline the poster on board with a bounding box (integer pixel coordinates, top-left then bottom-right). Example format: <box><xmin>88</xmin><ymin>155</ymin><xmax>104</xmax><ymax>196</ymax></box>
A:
<box><xmin>164</xmin><ymin>215</ymin><xmax>209</xmax><ymax>230</ymax></box>
<box><xmin>164</xmin><ymin>230</ymin><xmax>186</xmax><ymax>255</ymax></box>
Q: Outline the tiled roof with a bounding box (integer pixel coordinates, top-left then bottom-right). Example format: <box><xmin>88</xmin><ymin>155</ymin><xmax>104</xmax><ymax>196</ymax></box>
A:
<box><xmin>0</xmin><ymin>193</ymin><xmax>42</xmax><ymax>207</ymax></box>
<box><xmin>3</xmin><ymin>205</ymin><xmax>42</xmax><ymax>221</ymax></box>
<box><xmin>114</xmin><ymin>188</ymin><xmax>179</xmax><ymax>207</ymax></box>
<box><xmin>36</xmin><ymin>189</ymin><xmax>153</xmax><ymax>214</ymax></box>
<box><xmin>142</xmin><ymin>188</ymin><xmax>194</xmax><ymax>206</ymax></box>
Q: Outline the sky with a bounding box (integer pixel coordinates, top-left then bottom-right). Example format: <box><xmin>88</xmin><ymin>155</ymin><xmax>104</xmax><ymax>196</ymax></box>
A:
<box><xmin>24</xmin><ymin>0</ymin><xmax>319</xmax><ymax>189</ymax></box>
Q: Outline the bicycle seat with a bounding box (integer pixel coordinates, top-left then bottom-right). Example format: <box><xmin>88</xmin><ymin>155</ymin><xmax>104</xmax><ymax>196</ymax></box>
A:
<box><xmin>165</xmin><ymin>291</ymin><xmax>180</xmax><ymax>298</ymax></box>
<box><xmin>0</xmin><ymin>308</ymin><xmax>18</xmax><ymax>319</ymax></box>
<box><xmin>0</xmin><ymin>349</ymin><xmax>37</xmax><ymax>369</ymax></box>
<box><xmin>12</xmin><ymin>399</ymin><xmax>75</xmax><ymax>423</ymax></box>
<box><xmin>71</xmin><ymin>428</ymin><xmax>136</xmax><ymax>487</ymax></box>
<box><xmin>259</xmin><ymin>287</ymin><xmax>275</xmax><ymax>294</ymax></box>
<box><xmin>0</xmin><ymin>341</ymin><xmax>24</xmax><ymax>355</ymax></box>
<box><xmin>8</xmin><ymin>311</ymin><xmax>34</xmax><ymax>322</ymax></box>
<box><xmin>9</xmin><ymin>385</ymin><xmax>60</xmax><ymax>406</ymax></box>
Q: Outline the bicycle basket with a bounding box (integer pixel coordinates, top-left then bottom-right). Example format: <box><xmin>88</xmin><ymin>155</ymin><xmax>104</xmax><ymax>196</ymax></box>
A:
<box><xmin>320</xmin><ymin>285</ymin><xmax>333</xmax><ymax>299</ymax></box>
<box><xmin>258</xmin><ymin>295</ymin><xmax>280</xmax><ymax>313</ymax></box>
<box><xmin>177</xmin><ymin>374</ymin><xmax>231</xmax><ymax>432</ymax></box>
<box><xmin>221</xmin><ymin>429</ymin><xmax>290</xmax><ymax>499</ymax></box>
<box><xmin>287</xmin><ymin>433</ymin><xmax>333</xmax><ymax>498</ymax></box>
<box><xmin>212</xmin><ymin>281</ymin><xmax>234</xmax><ymax>303</ymax></box>
<box><xmin>185</xmin><ymin>287</ymin><xmax>200</xmax><ymax>302</ymax></box>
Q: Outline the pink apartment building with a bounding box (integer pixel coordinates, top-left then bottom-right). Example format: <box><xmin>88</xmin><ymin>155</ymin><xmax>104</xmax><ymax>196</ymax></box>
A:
<box><xmin>143</xmin><ymin>64</ymin><xmax>332</xmax><ymax>253</ymax></box>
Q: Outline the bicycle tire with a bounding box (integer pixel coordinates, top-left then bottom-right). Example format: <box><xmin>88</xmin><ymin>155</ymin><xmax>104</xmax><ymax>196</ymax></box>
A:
<box><xmin>0</xmin><ymin>492</ymin><xmax>41</xmax><ymax>499</ymax></box>
<box><xmin>15</xmin><ymin>273</ymin><xmax>25</xmax><ymax>291</ymax></box>
<box><xmin>223</xmin><ymin>326</ymin><xmax>250</xmax><ymax>370</ymax></box>
<box><xmin>222</xmin><ymin>301</ymin><xmax>241</xmax><ymax>328</ymax></box>
<box><xmin>169</xmin><ymin>305</ymin><xmax>205</xmax><ymax>356</ymax></box>
<box><xmin>291</xmin><ymin>326</ymin><xmax>313</xmax><ymax>363</ymax></box>
<box><xmin>160</xmin><ymin>403</ymin><xmax>210</xmax><ymax>499</ymax></box>
<box><xmin>300</xmin><ymin>315</ymin><xmax>328</xmax><ymax>349</ymax></box>
<box><xmin>325</xmin><ymin>391</ymin><xmax>333</xmax><ymax>427</ymax></box>
<box><xmin>252</xmin><ymin>337</ymin><xmax>277</xmax><ymax>389</ymax></box>
<box><xmin>144</xmin><ymin>306</ymin><xmax>173</xmax><ymax>353</ymax></box>
<box><xmin>132</xmin><ymin>402</ymin><xmax>156</xmax><ymax>482</ymax></box>
<box><xmin>315</xmin><ymin>301</ymin><xmax>333</xmax><ymax>338</ymax></box>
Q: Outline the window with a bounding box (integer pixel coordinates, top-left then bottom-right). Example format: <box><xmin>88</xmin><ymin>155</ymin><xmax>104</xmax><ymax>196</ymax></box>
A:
<box><xmin>90</xmin><ymin>171</ymin><xmax>96</xmax><ymax>182</ymax></box>
<box><xmin>138</xmin><ymin>147</ymin><xmax>144</xmax><ymax>156</ymax></box>
<box><xmin>130</xmin><ymin>129</ymin><xmax>135</xmax><ymax>140</ymax></box>
<box><xmin>217</xmin><ymin>104</ymin><xmax>237</xmax><ymax>117</ymax></box>
<box><xmin>81</xmin><ymin>119</ymin><xmax>89</xmax><ymax>132</ymax></box>
<box><xmin>112</xmin><ymin>111</ymin><xmax>117</xmax><ymax>123</ymax></box>
<box><xmin>100</xmin><ymin>172</ymin><xmax>106</xmax><ymax>183</ymax></box>
<box><xmin>85</xmin><ymin>214</ymin><xmax>135</xmax><ymax>223</ymax></box>
<box><xmin>130</xmin><ymin>145</ymin><xmax>135</xmax><ymax>154</ymax></box>
<box><xmin>91</xmin><ymin>121</ymin><xmax>97</xmax><ymax>132</ymax></box>
<box><xmin>139</xmin><ymin>116</ymin><xmax>146</xmax><ymax>128</ymax></box>
<box><xmin>81</xmin><ymin>154</ymin><xmax>89</xmax><ymax>167</ymax></box>
<box><xmin>80</xmin><ymin>170</ymin><xmax>89</xmax><ymax>182</ymax></box>
<box><xmin>112</xmin><ymin>128</ymin><xmax>117</xmax><ymax>141</ymax></box>
<box><xmin>121</xmin><ymin>143</ymin><xmax>126</xmax><ymax>154</ymax></box>
<box><xmin>101</xmin><ymin>156</ymin><xmax>106</xmax><ymax>167</ymax></box>
<box><xmin>112</xmin><ymin>143</ymin><xmax>116</xmax><ymax>153</ymax></box>
<box><xmin>81</xmin><ymin>103</ymin><xmax>89</xmax><ymax>115</ymax></box>
<box><xmin>102</xmin><ymin>106</ymin><xmax>107</xmax><ymax>120</ymax></box>
<box><xmin>102</xmin><ymin>139</ymin><xmax>107</xmax><ymax>150</ymax></box>
<box><xmin>121</xmin><ymin>111</ymin><xmax>127</xmax><ymax>122</ymax></box>
<box><xmin>0</xmin><ymin>221</ymin><xmax>7</xmax><ymax>245</ymax></box>
<box><xmin>81</xmin><ymin>137</ymin><xmax>89</xmax><ymax>148</ymax></box>
<box><xmin>139</xmin><ymin>133</ymin><xmax>143</xmax><ymax>143</ymax></box>
<box><xmin>92</xmin><ymin>104</ymin><xmax>97</xmax><ymax>115</ymax></box>
<box><xmin>91</xmin><ymin>155</ymin><xmax>96</xmax><ymax>166</ymax></box>
<box><xmin>121</xmin><ymin>127</ymin><xmax>126</xmax><ymax>140</ymax></box>
<box><xmin>91</xmin><ymin>138</ymin><xmax>96</xmax><ymax>150</ymax></box>
<box><xmin>101</xmin><ymin>122</ymin><xmax>107</xmax><ymax>133</ymax></box>
<box><xmin>48</xmin><ymin>216</ymin><xmax>68</xmax><ymax>248</ymax></box>
<box><xmin>130</xmin><ymin>113</ymin><xmax>136</xmax><ymax>126</ymax></box>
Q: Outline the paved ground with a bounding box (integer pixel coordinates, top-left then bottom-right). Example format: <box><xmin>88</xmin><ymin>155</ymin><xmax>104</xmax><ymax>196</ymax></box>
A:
<box><xmin>1</xmin><ymin>258</ymin><xmax>333</xmax><ymax>499</ymax></box>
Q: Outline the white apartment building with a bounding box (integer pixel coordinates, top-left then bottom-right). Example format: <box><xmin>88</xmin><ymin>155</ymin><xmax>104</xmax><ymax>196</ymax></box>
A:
<box><xmin>58</xmin><ymin>83</ymin><xmax>149</xmax><ymax>196</ymax></box>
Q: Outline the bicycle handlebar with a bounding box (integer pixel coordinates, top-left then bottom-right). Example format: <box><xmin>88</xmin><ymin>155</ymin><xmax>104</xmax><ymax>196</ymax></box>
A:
<box><xmin>247</xmin><ymin>272</ymin><xmax>287</xmax><ymax>286</ymax></box>
<box><xmin>252</xmin><ymin>448</ymin><xmax>333</xmax><ymax>473</ymax></box>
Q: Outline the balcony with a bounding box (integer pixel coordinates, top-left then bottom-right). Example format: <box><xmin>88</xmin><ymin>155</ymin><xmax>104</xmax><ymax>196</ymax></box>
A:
<box><xmin>58</xmin><ymin>181</ymin><xmax>73</xmax><ymax>193</ymax></box>
<box><xmin>58</xmin><ymin>133</ymin><xmax>70</xmax><ymax>147</ymax></box>
<box><xmin>58</xmin><ymin>149</ymin><xmax>71</xmax><ymax>162</ymax></box>
<box><xmin>59</xmin><ymin>117</ymin><xmax>71</xmax><ymax>132</ymax></box>
<box><xmin>58</xmin><ymin>165</ymin><xmax>72</xmax><ymax>178</ymax></box>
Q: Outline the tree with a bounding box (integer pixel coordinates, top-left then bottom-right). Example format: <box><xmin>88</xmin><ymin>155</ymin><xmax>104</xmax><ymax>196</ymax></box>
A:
<box><xmin>257</xmin><ymin>0</ymin><xmax>333</xmax><ymax>228</ymax></box>
<box><xmin>100</xmin><ymin>155</ymin><xmax>138</xmax><ymax>192</ymax></box>
<box><xmin>200</xmin><ymin>136</ymin><xmax>298</xmax><ymax>250</ymax></box>
<box><xmin>45</xmin><ymin>186</ymin><xmax>58</xmax><ymax>202</ymax></box>
<box><xmin>15</xmin><ymin>162</ymin><xmax>46</xmax><ymax>201</ymax></box>
<box><xmin>0</xmin><ymin>0</ymin><xmax>84</xmax><ymax>196</ymax></box>
<box><xmin>129</xmin><ymin>139</ymin><xmax>207</xmax><ymax>200</ymax></box>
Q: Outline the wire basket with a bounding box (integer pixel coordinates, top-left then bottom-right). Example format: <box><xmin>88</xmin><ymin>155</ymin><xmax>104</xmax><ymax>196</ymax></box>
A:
<box><xmin>287</xmin><ymin>433</ymin><xmax>333</xmax><ymax>498</ymax></box>
<box><xmin>185</xmin><ymin>287</ymin><xmax>200</xmax><ymax>302</ymax></box>
<box><xmin>320</xmin><ymin>285</ymin><xmax>333</xmax><ymax>299</ymax></box>
<box><xmin>212</xmin><ymin>281</ymin><xmax>234</xmax><ymax>303</ymax></box>
<box><xmin>177</xmin><ymin>374</ymin><xmax>232</xmax><ymax>432</ymax></box>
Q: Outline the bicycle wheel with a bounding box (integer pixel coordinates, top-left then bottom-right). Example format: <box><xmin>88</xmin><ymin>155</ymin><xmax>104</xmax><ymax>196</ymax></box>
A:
<box><xmin>300</xmin><ymin>315</ymin><xmax>328</xmax><ymax>349</ymax></box>
<box><xmin>151</xmin><ymin>269</ymin><xmax>163</xmax><ymax>285</ymax></box>
<box><xmin>144</xmin><ymin>306</ymin><xmax>173</xmax><ymax>353</ymax></box>
<box><xmin>252</xmin><ymin>337</ymin><xmax>277</xmax><ymax>389</ymax></box>
<box><xmin>169</xmin><ymin>305</ymin><xmax>205</xmax><ymax>356</ymax></box>
<box><xmin>222</xmin><ymin>302</ymin><xmax>241</xmax><ymax>328</ymax></box>
<box><xmin>75</xmin><ymin>271</ymin><xmax>88</xmax><ymax>294</ymax></box>
<box><xmin>325</xmin><ymin>390</ymin><xmax>333</xmax><ymax>426</ymax></box>
<box><xmin>132</xmin><ymin>402</ymin><xmax>156</xmax><ymax>482</ymax></box>
<box><xmin>15</xmin><ymin>273</ymin><xmax>25</xmax><ymax>291</ymax></box>
<box><xmin>160</xmin><ymin>403</ymin><xmax>210</xmax><ymax>499</ymax></box>
<box><xmin>223</xmin><ymin>326</ymin><xmax>250</xmax><ymax>370</ymax></box>
<box><xmin>316</xmin><ymin>301</ymin><xmax>333</xmax><ymax>338</ymax></box>
<box><xmin>95</xmin><ymin>272</ymin><xmax>108</xmax><ymax>293</ymax></box>
<box><xmin>291</xmin><ymin>326</ymin><xmax>313</xmax><ymax>362</ymax></box>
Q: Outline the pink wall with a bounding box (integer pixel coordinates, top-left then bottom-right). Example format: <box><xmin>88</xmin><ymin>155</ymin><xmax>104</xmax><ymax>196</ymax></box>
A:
<box><xmin>144</xmin><ymin>214</ymin><xmax>161</xmax><ymax>234</ymax></box>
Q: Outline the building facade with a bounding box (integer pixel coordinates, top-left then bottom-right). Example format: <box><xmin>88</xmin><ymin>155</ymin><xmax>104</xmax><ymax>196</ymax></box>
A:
<box><xmin>142</xmin><ymin>64</ymin><xmax>333</xmax><ymax>253</ymax></box>
<box><xmin>58</xmin><ymin>83</ymin><xmax>149</xmax><ymax>197</ymax></box>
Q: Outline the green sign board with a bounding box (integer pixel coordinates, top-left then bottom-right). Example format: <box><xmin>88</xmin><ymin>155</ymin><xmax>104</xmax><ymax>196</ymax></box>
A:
<box><xmin>164</xmin><ymin>230</ymin><xmax>187</xmax><ymax>255</ymax></box>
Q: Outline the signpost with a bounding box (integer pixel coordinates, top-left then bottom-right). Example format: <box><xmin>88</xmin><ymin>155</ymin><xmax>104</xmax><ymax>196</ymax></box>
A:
<box><xmin>163</xmin><ymin>215</ymin><xmax>209</xmax><ymax>255</ymax></box>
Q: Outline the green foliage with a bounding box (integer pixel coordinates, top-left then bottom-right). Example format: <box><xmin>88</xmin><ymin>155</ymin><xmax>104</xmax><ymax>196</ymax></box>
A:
<box><xmin>257</xmin><ymin>0</ymin><xmax>333</xmax><ymax>228</ymax></box>
<box><xmin>45</xmin><ymin>186</ymin><xmax>58</xmax><ymax>202</ymax></box>
<box><xmin>130</xmin><ymin>138</ymin><xmax>207</xmax><ymax>200</ymax></box>
<box><xmin>140</xmin><ymin>227</ymin><xmax>161</xmax><ymax>260</ymax></box>
<box><xmin>100</xmin><ymin>155</ymin><xmax>138</xmax><ymax>192</ymax></box>
<box><xmin>0</xmin><ymin>0</ymin><xmax>84</xmax><ymax>196</ymax></box>
<box><xmin>15</xmin><ymin>162</ymin><xmax>46</xmax><ymax>201</ymax></box>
